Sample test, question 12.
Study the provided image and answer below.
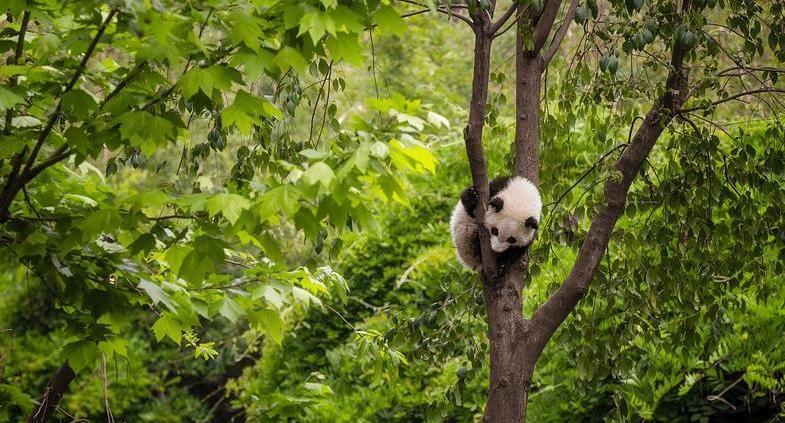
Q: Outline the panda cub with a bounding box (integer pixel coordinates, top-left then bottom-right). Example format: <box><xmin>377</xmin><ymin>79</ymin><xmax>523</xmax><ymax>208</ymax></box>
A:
<box><xmin>450</xmin><ymin>176</ymin><xmax>542</xmax><ymax>271</ymax></box>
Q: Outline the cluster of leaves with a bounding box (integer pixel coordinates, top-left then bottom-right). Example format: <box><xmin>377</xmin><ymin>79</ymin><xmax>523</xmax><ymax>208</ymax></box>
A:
<box><xmin>0</xmin><ymin>0</ymin><xmax>448</xmax><ymax>417</ymax></box>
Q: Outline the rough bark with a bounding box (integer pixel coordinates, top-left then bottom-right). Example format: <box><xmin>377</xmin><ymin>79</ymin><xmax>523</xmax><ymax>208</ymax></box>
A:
<box><xmin>28</xmin><ymin>362</ymin><xmax>75</xmax><ymax>423</ymax></box>
<box><xmin>514</xmin><ymin>54</ymin><xmax>543</xmax><ymax>184</ymax></box>
<box><xmin>463</xmin><ymin>17</ymin><xmax>496</xmax><ymax>277</ymax></box>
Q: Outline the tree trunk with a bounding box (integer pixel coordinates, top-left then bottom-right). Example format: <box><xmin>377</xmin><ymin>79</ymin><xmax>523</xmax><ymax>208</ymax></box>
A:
<box><xmin>514</xmin><ymin>55</ymin><xmax>542</xmax><ymax>184</ymax></box>
<box><xmin>481</xmin><ymin>258</ymin><xmax>530</xmax><ymax>422</ymax></box>
<box><xmin>28</xmin><ymin>362</ymin><xmax>75</xmax><ymax>423</ymax></box>
<box><xmin>481</xmin><ymin>14</ymin><xmax>546</xmax><ymax>422</ymax></box>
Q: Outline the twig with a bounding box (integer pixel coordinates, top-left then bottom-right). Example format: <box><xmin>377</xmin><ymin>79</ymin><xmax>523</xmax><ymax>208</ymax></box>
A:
<box><xmin>678</xmin><ymin>88</ymin><xmax>785</xmax><ymax>113</ymax></box>
<box><xmin>22</xmin><ymin>8</ymin><xmax>118</xmax><ymax>179</ymax></box>
<box><xmin>315</xmin><ymin>63</ymin><xmax>333</xmax><ymax>147</ymax></box>
<box><xmin>3</xmin><ymin>10</ymin><xmax>31</xmax><ymax>134</ymax></box>
<box><xmin>544</xmin><ymin>143</ymin><xmax>627</xmax><ymax>211</ymax></box>
<box><xmin>307</xmin><ymin>62</ymin><xmax>332</xmax><ymax>146</ymax></box>
<box><xmin>489</xmin><ymin>3</ymin><xmax>518</xmax><ymax>34</ymax></box>
<box><xmin>398</xmin><ymin>0</ymin><xmax>473</xmax><ymax>25</ymax></box>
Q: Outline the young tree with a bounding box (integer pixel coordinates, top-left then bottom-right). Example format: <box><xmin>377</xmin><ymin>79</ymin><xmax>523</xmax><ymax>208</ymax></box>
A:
<box><xmin>416</xmin><ymin>0</ymin><xmax>785</xmax><ymax>420</ymax></box>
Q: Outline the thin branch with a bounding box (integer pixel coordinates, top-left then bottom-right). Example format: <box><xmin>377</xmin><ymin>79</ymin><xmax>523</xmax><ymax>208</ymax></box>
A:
<box><xmin>146</xmin><ymin>214</ymin><xmax>197</xmax><ymax>221</ymax></box>
<box><xmin>542</xmin><ymin>0</ymin><xmax>579</xmax><ymax>65</ymax></box>
<box><xmin>400</xmin><ymin>8</ymin><xmax>432</xmax><ymax>19</ymax></box>
<box><xmin>717</xmin><ymin>66</ymin><xmax>785</xmax><ymax>77</ymax></box>
<box><xmin>489</xmin><ymin>3</ymin><xmax>518</xmax><ymax>34</ymax></box>
<box><xmin>25</xmin><ymin>147</ymin><xmax>73</xmax><ymax>182</ymax></box>
<box><xmin>543</xmin><ymin>143</ymin><xmax>628</xmax><ymax>212</ymax></box>
<box><xmin>101</xmin><ymin>61</ymin><xmax>148</xmax><ymax>108</ymax></box>
<box><xmin>398</xmin><ymin>0</ymin><xmax>473</xmax><ymax>25</ymax></box>
<box><xmin>308</xmin><ymin>62</ymin><xmax>332</xmax><ymax>147</ymax></box>
<box><xmin>21</xmin><ymin>8</ymin><xmax>117</xmax><ymax>179</ymax></box>
<box><xmin>678</xmin><ymin>88</ymin><xmax>785</xmax><ymax>113</ymax></box>
<box><xmin>315</xmin><ymin>62</ymin><xmax>333</xmax><ymax>147</ymax></box>
<box><xmin>493</xmin><ymin>5</ymin><xmax>530</xmax><ymax>39</ymax></box>
<box><xmin>4</xmin><ymin>10</ymin><xmax>31</xmax><ymax>134</ymax></box>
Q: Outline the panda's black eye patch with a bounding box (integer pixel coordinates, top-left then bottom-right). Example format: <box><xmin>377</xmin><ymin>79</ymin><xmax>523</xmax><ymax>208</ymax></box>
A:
<box><xmin>491</xmin><ymin>227</ymin><xmax>499</xmax><ymax>236</ymax></box>
<box><xmin>525</xmin><ymin>217</ymin><xmax>539</xmax><ymax>229</ymax></box>
<box><xmin>507</xmin><ymin>237</ymin><xmax>516</xmax><ymax>244</ymax></box>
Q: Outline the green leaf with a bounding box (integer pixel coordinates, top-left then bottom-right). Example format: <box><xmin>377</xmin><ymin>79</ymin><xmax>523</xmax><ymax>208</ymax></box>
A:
<box><xmin>0</xmin><ymin>86</ymin><xmax>24</xmax><ymax>110</ymax></box>
<box><xmin>64</xmin><ymin>126</ymin><xmax>94</xmax><ymax>157</ymax></box>
<box><xmin>259</xmin><ymin>233</ymin><xmax>285</xmax><ymax>263</ymax></box>
<box><xmin>373</xmin><ymin>5</ymin><xmax>405</xmax><ymax>37</ymax></box>
<box><xmin>304</xmin><ymin>382</ymin><xmax>334</xmax><ymax>395</ymax></box>
<box><xmin>219</xmin><ymin>296</ymin><xmax>243</xmax><ymax>323</ymax></box>
<box><xmin>250</xmin><ymin>308</ymin><xmax>284</xmax><ymax>345</ymax></box>
<box><xmin>178</xmin><ymin>68</ymin><xmax>210</xmax><ymax>99</ymax></box>
<box><xmin>275</xmin><ymin>46</ymin><xmax>307</xmax><ymax>73</ymax></box>
<box><xmin>207</xmin><ymin>193</ymin><xmax>251</xmax><ymax>224</ymax></box>
<box><xmin>0</xmin><ymin>135</ymin><xmax>28</xmax><ymax>159</ymax></box>
<box><xmin>225</xmin><ymin>11</ymin><xmax>265</xmax><ymax>49</ymax></box>
<box><xmin>303</xmin><ymin>161</ymin><xmax>335</xmax><ymax>188</ymax></box>
<box><xmin>298</xmin><ymin>11</ymin><xmax>336</xmax><ymax>43</ymax></box>
<box><xmin>138</xmin><ymin>279</ymin><xmax>177</xmax><ymax>311</ymax></box>
<box><xmin>152</xmin><ymin>313</ymin><xmax>183</xmax><ymax>344</ymax></box>
<box><xmin>117</xmin><ymin>111</ymin><xmax>177</xmax><ymax>156</ymax></box>
<box><xmin>79</xmin><ymin>209</ymin><xmax>121</xmax><ymax>241</ymax></box>
<box><xmin>259</xmin><ymin>185</ymin><xmax>301</xmax><ymax>219</ymax></box>
<box><xmin>221</xmin><ymin>104</ymin><xmax>258</xmax><ymax>136</ymax></box>
<box><xmin>221</xmin><ymin>90</ymin><xmax>281</xmax><ymax>135</ymax></box>
<box><xmin>62</xmin><ymin>340</ymin><xmax>99</xmax><ymax>373</ymax></box>
<box><xmin>326</xmin><ymin>33</ymin><xmax>364</xmax><ymax>66</ymax></box>
<box><xmin>98</xmin><ymin>336</ymin><xmax>129</xmax><ymax>357</ymax></box>
<box><xmin>231</xmin><ymin>48</ymin><xmax>274</xmax><ymax>81</ymax></box>
<box><xmin>293</xmin><ymin>286</ymin><xmax>322</xmax><ymax>306</ymax></box>
<box><xmin>294</xmin><ymin>208</ymin><xmax>321</xmax><ymax>240</ymax></box>
<box><xmin>252</xmin><ymin>284</ymin><xmax>285</xmax><ymax>309</ymax></box>
<box><xmin>61</xmin><ymin>89</ymin><xmax>98</xmax><ymax>119</ymax></box>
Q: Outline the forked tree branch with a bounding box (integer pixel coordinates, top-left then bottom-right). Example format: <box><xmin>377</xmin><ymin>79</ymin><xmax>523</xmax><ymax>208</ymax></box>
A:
<box><xmin>528</xmin><ymin>0</ymin><xmax>694</xmax><ymax>353</ymax></box>
<box><xmin>489</xmin><ymin>3</ymin><xmax>518</xmax><ymax>34</ymax></box>
<box><xmin>542</xmin><ymin>0</ymin><xmax>579</xmax><ymax>65</ymax></box>
<box><xmin>532</xmin><ymin>0</ymin><xmax>564</xmax><ymax>54</ymax></box>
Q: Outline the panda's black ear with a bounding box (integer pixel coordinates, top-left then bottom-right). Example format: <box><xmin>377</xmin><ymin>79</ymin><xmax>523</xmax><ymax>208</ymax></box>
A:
<box><xmin>525</xmin><ymin>217</ymin><xmax>539</xmax><ymax>229</ymax></box>
<box><xmin>489</xmin><ymin>197</ymin><xmax>504</xmax><ymax>212</ymax></box>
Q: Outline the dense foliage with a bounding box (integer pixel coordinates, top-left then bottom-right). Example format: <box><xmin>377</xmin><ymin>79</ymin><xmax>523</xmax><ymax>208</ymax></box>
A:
<box><xmin>1</xmin><ymin>0</ymin><xmax>784</xmax><ymax>421</ymax></box>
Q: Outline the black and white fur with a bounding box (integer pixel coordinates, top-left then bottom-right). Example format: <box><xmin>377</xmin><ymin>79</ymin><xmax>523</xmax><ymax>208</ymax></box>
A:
<box><xmin>450</xmin><ymin>176</ymin><xmax>542</xmax><ymax>271</ymax></box>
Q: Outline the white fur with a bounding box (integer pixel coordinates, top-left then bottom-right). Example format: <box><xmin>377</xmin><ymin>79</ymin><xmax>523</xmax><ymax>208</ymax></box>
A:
<box><xmin>450</xmin><ymin>176</ymin><xmax>542</xmax><ymax>271</ymax></box>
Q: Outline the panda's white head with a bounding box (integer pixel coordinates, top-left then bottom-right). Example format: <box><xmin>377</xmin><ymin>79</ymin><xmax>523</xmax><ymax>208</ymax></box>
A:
<box><xmin>483</xmin><ymin>176</ymin><xmax>542</xmax><ymax>253</ymax></box>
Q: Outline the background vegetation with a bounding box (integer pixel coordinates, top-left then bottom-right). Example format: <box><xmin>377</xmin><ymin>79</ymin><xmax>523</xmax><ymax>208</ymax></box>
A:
<box><xmin>1</xmin><ymin>0</ymin><xmax>783</xmax><ymax>422</ymax></box>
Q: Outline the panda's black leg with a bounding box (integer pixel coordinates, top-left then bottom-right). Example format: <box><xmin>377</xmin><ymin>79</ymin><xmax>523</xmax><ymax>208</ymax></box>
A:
<box><xmin>460</xmin><ymin>186</ymin><xmax>479</xmax><ymax>218</ymax></box>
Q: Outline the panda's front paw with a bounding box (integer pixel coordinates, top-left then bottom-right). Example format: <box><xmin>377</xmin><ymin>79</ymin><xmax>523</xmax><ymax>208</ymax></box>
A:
<box><xmin>460</xmin><ymin>186</ymin><xmax>479</xmax><ymax>217</ymax></box>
